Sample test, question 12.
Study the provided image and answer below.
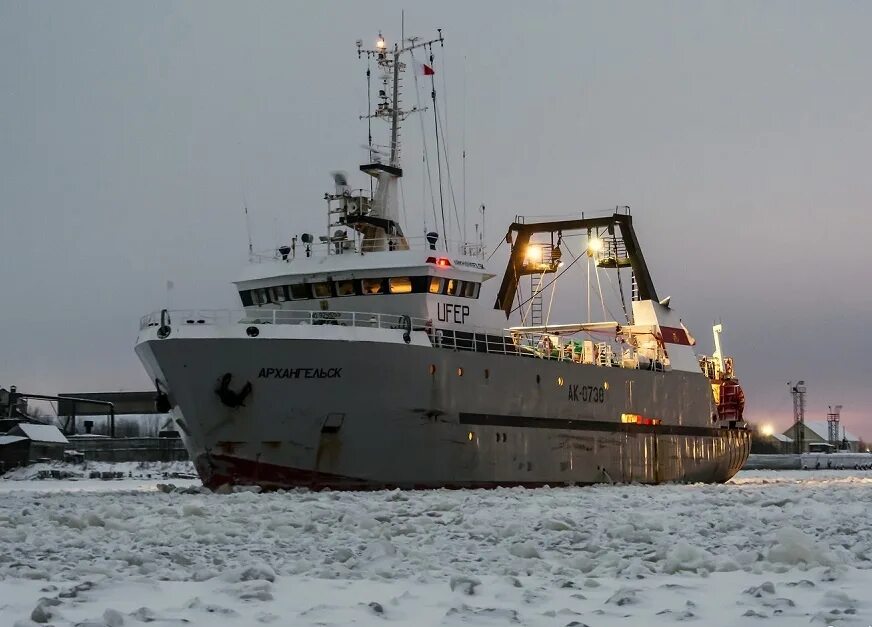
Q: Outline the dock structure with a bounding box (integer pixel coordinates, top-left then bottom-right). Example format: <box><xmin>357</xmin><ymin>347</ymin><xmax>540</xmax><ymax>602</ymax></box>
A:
<box><xmin>1</xmin><ymin>387</ymin><xmax>187</xmax><ymax>474</ymax></box>
<box><xmin>56</xmin><ymin>390</ymin><xmax>162</xmax><ymax>437</ymax></box>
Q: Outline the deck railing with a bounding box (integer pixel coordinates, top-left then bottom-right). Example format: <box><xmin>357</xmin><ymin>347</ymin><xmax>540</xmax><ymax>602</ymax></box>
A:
<box><xmin>140</xmin><ymin>308</ymin><xmax>664</xmax><ymax>371</ymax></box>
<box><xmin>431</xmin><ymin>329</ymin><xmax>661</xmax><ymax>369</ymax></box>
<box><xmin>139</xmin><ymin>309</ymin><xmax>431</xmax><ymax>332</ymax></box>
<box><xmin>249</xmin><ymin>235</ymin><xmax>485</xmax><ymax>263</ymax></box>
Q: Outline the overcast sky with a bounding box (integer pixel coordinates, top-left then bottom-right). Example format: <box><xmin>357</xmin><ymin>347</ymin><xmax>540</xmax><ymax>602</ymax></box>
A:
<box><xmin>1</xmin><ymin>2</ymin><xmax>870</xmax><ymax>438</ymax></box>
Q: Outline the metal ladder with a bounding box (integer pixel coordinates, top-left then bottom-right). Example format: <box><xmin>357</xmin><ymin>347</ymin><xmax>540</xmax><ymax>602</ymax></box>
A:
<box><xmin>530</xmin><ymin>246</ymin><xmax>555</xmax><ymax>326</ymax></box>
<box><xmin>529</xmin><ymin>273</ymin><xmax>544</xmax><ymax>326</ymax></box>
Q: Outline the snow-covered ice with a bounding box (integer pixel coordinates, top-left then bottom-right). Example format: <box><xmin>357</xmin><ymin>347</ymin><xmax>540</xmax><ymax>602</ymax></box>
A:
<box><xmin>1</xmin><ymin>469</ymin><xmax>870</xmax><ymax>625</ymax></box>
<box><xmin>0</xmin><ymin>461</ymin><xmax>198</xmax><ymax>494</ymax></box>
<box><xmin>1</xmin><ymin>460</ymin><xmax>197</xmax><ymax>482</ymax></box>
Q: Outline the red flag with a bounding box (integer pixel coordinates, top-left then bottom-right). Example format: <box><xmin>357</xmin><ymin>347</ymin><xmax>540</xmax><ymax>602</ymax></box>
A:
<box><xmin>417</xmin><ymin>62</ymin><xmax>435</xmax><ymax>76</ymax></box>
<box><xmin>659</xmin><ymin>325</ymin><xmax>692</xmax><ymax>346</ymax></box>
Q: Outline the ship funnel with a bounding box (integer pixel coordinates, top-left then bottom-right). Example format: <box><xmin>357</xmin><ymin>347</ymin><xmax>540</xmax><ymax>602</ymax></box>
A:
<box><xmin>331</xmin><ymin>171</ymin><xmax>349</xmax><ymax>195</ymax></box>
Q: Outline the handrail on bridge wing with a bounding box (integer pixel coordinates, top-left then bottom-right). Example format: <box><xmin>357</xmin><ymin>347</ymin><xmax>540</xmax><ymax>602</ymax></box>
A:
<box><xmin>139</xmin><ymin>309</ymin><xmax>430</xmax><ymax>332</ymax></box>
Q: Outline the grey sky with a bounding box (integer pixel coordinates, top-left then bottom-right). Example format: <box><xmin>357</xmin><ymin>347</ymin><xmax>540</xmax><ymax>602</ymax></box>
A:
<box><xmin>1</xmin><ymin>2</ymin><xmax>870</xmax><ymax>437</ymax></box>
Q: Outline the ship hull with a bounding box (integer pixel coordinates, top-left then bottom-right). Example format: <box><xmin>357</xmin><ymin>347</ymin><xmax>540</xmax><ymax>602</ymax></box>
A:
<box><xmin>136</xmin><ymin>331</ymin><xmax>750</xmax><ymax>490</ymax></box>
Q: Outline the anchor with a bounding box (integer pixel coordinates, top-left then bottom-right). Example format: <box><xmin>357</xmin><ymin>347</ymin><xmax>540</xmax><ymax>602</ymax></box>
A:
<box><xmin>215</xmin><ymin>373</ymin><xmax>252</xmax><ymax>408</ymax></box>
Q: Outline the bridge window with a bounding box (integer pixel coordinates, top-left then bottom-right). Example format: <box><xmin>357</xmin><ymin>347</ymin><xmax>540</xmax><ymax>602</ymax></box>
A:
<box><xmin>389</xmin><ymin>277</ymin><xmax>413</xmax><ymax>294</ymax></box>
<box><xmin>246</xmin><ymin>277</ymin><xmax>482</xmax><ymax>302</ymax></box>
<box><xmin>446</xmin><ymin>279</ymin><xmax>461</xmax><ymax>296</ymax></box>
<box><xmin>362</xmin><ymin>278</ymin><xmax>386</xmax><ymax>294</ymax></box>
<box><xmin>289</xmin><ymin>283</ymin><xmax>308</xmax><ymax>300</ymax></box>
<box><xmin>335</xmin><ymin>280</ymin><xmax>357</xmax><ymax>296</ymax></box>
<box><xmin>411</xmin><ymin>276</ymin><xmax>430</xmax><ymax>293</ymax></box>
<box><xmin>311</xmin><ymin>282</ymin><xmax>333</xmax><ymax>298</ymax></box>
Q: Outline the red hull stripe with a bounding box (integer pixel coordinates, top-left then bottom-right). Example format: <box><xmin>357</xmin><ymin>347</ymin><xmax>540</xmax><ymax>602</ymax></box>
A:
<box><xmin>659</xmin><ymin>326</ymin><xmax>692</xmax><ymax>345</ymax></box>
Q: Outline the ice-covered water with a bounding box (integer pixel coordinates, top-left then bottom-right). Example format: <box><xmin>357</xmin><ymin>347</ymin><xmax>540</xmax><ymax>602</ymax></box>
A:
<box><xmin>1</xmin><ymin>469</ymin><xmax>870</xmax><ymax>626</ymax></box>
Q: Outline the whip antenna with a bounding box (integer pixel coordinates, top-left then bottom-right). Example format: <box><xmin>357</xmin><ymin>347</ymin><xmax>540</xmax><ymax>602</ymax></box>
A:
<box><xmin>244</xmin><ymin>203</ymin><xmax>253</xmax><ymax>256</ymax></box>
<box><xmin>238</xmin><ymin>145</ymin><xmax>254</xmax><ymax>256</ymax></box>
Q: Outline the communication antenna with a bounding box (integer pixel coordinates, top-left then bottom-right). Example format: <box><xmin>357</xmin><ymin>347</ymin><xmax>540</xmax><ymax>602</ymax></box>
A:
<box><xmin>244</xmin><ymin>203</ymin><xmax>253</xmax><ymax>256</ymax></box>
<box><xmin>827</xmin><ymin>404</ymin><xmax>843</xmax><ymax>447</ymax></box>
<box><xmin>480</xmin><ymin>203</ymin><xmax>486</xmax><ymax>252</ymax></box>
<box><xmin>238</xmin><ymin>148</ymin><xmax>254</xmax><ymax>256</ymax></box>
<box><xmin>789</xmin><ymin>381</ymin><xmax>807</xmax><ymax>455</ymax></box>
<box><xmin>462</xmin><ymin>55</ymin><xmax>467</xmax><ymax>244</ymax></box>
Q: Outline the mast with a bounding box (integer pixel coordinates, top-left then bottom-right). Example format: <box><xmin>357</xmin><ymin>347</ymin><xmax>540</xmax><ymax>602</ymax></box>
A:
<box><xmin>390</xmin><ymin>43</ymin><xmax>401</xmax><ymax>167</ymax></box>
<box><xmin>357</xmin><ymin>29</ymin><xmax>443</xmax><ymax>233</ymax></box>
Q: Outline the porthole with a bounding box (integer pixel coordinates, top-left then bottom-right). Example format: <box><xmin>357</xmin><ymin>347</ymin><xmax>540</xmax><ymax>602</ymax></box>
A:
<box><xmin>429</xmin><ymin>364</ymin><xmax>436</xmax><ymax>375</ymax></box>
<box><xmin>457</xmin><ymin>367</ymin><xmax>464</xmax><ymax>377</ymax></box>
<box><xmin>604</xmin><ymin>381</ymin><xmax>610</xmax><ymax>390</ymax></box>
<box><xmin>246</xmin><ymin>326</ymin><xmax>260</xmax><ymax>337</ymax></box>
<box><xmin>557</xmin><ymin>376</ymin><xmax>565</xmax><ymax>386</ymax></box>
<box><xmin>484</xmin><ymin>369</ymin><xmax>490</xmax><ymax>380</ymax></box>
<box><xmin>536</xmin><ymin>374</ymin><xmax>541</xmax><ymax>384</ymax></box>
<box><xmin>467</xmin><ymin>431</ymin><xmax>474</xmax><ymax>441</ymax></box>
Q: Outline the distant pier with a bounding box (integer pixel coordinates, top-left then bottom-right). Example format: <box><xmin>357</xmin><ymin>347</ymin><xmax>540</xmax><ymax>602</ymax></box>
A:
<box><xmin>744</xmin><ymin>452</ymin><xmax>872</xmax><ymax>471</ymax></box>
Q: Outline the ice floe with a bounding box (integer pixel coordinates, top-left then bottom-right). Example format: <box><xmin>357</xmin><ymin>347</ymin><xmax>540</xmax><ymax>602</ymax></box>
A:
<box><xmin>0</xmin><ymin>469</ymin><xmax>870</xmax><ymax>625</ymax></box>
